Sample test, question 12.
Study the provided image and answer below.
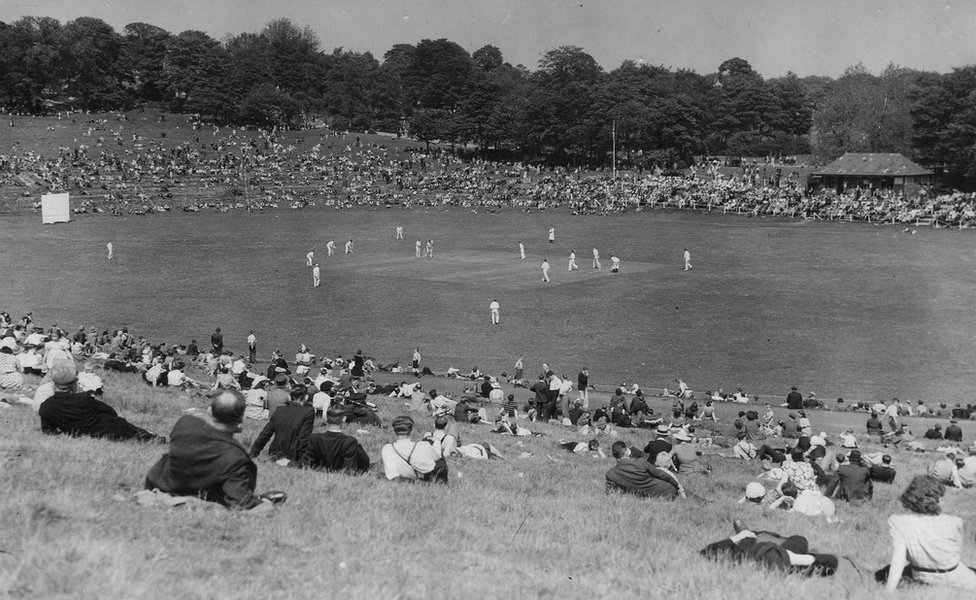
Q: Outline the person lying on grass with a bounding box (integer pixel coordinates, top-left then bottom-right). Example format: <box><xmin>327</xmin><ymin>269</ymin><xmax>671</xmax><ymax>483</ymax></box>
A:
<box><xmin>427</xmin><ymin>415</ymin><xmax>503</xmax><ymax>460</ymax></box>
<box><xmin>700</xmin><ymin>519</ymin><xmax>839</xmax><ymax>577</ymax></box>
<box><xmin>605</xmin><ymin>441</ymin><xmax>684</xmax><ymax>499</ymax></box>
<box><xmin>558</xmin><ymin>438</ymin><xmax>606</xmax><ymax>458</ymax></box>
<box><xmin>381</xmin><ymin>415</ymin><xmax>448</xmax><ymax>483</ymax></box>
<box><xmin>879</xmin><ymin>475</ymin><xmax>976</xmax><ymax>592</ymax></box>
<box><xmin>145</xmin><ymin>389</ymin><xmax>284</xmax><ymax>512</ymax></box>
<box><xmin>39</xmin><ymin>359</ymin><xmax>164</xmax><ymax>443</ymax></box>
<box><xmin>767</xmin><ymin>481</ymin><xmax>838</xmax><ymax>523</ymax></box>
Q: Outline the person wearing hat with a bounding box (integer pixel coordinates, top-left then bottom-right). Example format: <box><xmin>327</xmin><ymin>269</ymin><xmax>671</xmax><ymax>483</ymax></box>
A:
<box><xmin>244</xmin><ymin>379</ymin><xmax>270</xmax><ymax>421</ymax></box>
<box><xmin>670</xmin><ymin>429</ymin><xmax>709</xmax><ymax>474</ymax></box>
<box><xmin>824</xmin><ymin>450</ymin><xmax>873</xmax><ymax>501</ymax></box>
<box><xmin>145</xmin><ymin>389</ymin><xmax>281</xmax><ymax>511</ymax></box>
<box><xmin>924</xmin><ymin>423</ymin><xmax>944</xmax><ymax>440</ymax></box>
<box><xmin>700</xmin><ymin>520</ymin><xmax>839</xmax><ymax>576</ymax></box>
<box><xmin>785</xmin><ymin>386</ymin><xmax>803</xmax><ymax>410</ymax></box>
<box><xmin>38</xmin><ymin>360</ymin><xmax>161</xmax><ymax>442</ymax></box>
<box><xmin>249</xmin><ymin>383</ymin><xmax>315</xmax><ymax>462</ymax></box>
<box><xmin>643</xmin><ymin>425</ymin><xmax>673</xmax><ymax>464</ymax></box>
<box><xmin>296</xmin><ymin>407</ymin><xmax>370</xmax><ymax>474</ymax></box>
<box><xmin>945</xmin><ymin>420</ymin><xmax>963</xmax><ymax>443</ymax></box>
<box><xmin>381</xmin><ymin>415</ymin><xmax>447</xmax><ymax>483</ymax></box>
<box><xmin>928</xmin><ymin>452</ymin><xmax>962</xmax><ymax>487</ymax></box>
<box><xmin>739</xmin><ymin>482</ymin><xmax>767</xmax><ymax>504</ymax></box>
<box><xmin>605</xmin><ymin>441</ymin><xmax>683</xmax><ymax>499</ymax></box>
<box><xmin>488</xmin><ymin>380</ymin><xmax>504</xmax><ymax>405</ymax></box>
<box><xmin>266</xmin><ymin>372</ymin><xmax>291</xmax><ymax>416</ymax></box>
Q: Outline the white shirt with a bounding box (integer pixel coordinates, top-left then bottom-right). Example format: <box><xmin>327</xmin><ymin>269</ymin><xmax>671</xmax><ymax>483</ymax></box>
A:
<box><xmin>541</xmin><ymin>261</ymin><xmax>550</xmax><ymax>272</ymax></box>
<box><xmin>77</xmin><ymin>371</ymin><xmax>103</xmax><ymax>392</ymax></box>
<box><xmin>382</xmin><ymin>439</ymin><xmax>439</xmax><ymax>480</ymax></box>
<box><xmin>792</xmin><ymin>489</ymin><xmax>836</xmax><ymax>520</ymax></box>
<box><xmin>489</xmin><ymin>301</ymin><xmax>500</xmax><ymax>312</ymax></box>
<box><xmin>167</xmin><ymin>370</ymin><xmax>188</xmax><ymax>386</ymax></box>
<box><xmin>312</xmin><ymin>266</ymin><xmax>320</xmax><ymax>278</ymax></box>
<box><xmin>889</xmin><ymin>514</ymin><xmax>966</xmax><ymax>570</ymax></box>
<box><xmin>312</xmin><ymin>391</ymin><xmax>332</xmax><ymax>413</ymax></box>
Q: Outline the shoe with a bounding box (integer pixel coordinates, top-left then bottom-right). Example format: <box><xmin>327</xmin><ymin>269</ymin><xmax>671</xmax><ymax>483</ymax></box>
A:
<box><xmin>732</xmin><ymin>518</ymin><xmax>749</xmax><ymax>534</ymax></box>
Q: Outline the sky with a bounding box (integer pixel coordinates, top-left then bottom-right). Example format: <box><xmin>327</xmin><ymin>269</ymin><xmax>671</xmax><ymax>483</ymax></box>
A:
<box><xmin>3</xmin><ymin>0</ymin><xmax>975</xmax><ymax>78</ymax></box>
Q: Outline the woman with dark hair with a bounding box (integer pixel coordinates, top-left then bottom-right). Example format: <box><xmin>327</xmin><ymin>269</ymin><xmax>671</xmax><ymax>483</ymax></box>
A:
<box><xmin>881</xmin><ymin>475</ymin><xmax>976</xmax><ymax>591</ymax></box>
<box><xmin>0</xmin><ymin>344</ymin><xmax>24</xmax><ymax>389</ymax></box>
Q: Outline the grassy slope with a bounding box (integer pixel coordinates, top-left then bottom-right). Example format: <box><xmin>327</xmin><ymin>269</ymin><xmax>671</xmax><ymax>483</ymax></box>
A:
<box><xmin>0</xmin><ymin>369</ymin><xmax>972</xmax><ymax>600</ymax></box>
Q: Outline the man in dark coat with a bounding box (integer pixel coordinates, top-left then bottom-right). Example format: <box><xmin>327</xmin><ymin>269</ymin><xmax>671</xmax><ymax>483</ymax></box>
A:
<box><xmin>825</xmin><ymin>450</ymin><xmax>873</xmax><ymax>501</ymax></box>
<box><xmin>606</xmin><ymin>441</ymin><xmax>681</xmax><ymax>498</ymax></box>
<box><xmin>945</xmin><ymin>419</ymin><xmax>964</xmax><ymax>443</ymax></box>
<box><xmin>249</xmin><ymin>391</ymin><xmax>315</xmax><ymax>461</ymax></box>
<box><xmin>786</xmin><ymin>386</ymin><xmax>803</xmax><ymax>410</ymax></box>
<box><xmin>145</xmin><ymin>390</ymin><xmax>277</xmax><ymax>511</ymax></box>
<box><xmin>300</xmin><ymin>407</ymin><xmax>370</xmax><ymax>474</ymax></box>
<box><xmin>39</xmin><ymin>360</ymin><xmax>160</xmax><ymax>442</ymax></box>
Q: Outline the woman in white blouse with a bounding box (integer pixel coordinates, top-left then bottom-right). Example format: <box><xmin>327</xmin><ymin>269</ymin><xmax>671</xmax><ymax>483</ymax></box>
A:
<box><xmin>883</xmin><ymin>475</ymin><xmax>976</xmax><ymax>591</ymax></box>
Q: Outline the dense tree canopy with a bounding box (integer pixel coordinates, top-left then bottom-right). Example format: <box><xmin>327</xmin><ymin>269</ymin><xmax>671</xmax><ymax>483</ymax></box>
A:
<box><xmin>3</xmin><ymin>15</ymin><xmax>976</xmax><ymax>187</ymax></box>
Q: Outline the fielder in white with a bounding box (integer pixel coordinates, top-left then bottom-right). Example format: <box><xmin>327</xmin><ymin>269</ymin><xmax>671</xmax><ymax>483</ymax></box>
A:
<box><xmin>395</xmin><ymin>225</ymin><xmax>403</xmax><ymax>240</ymax></box>
<box><xmin>610</xmin><ymin>254</ymin><xmax>620</xmax><ymax>273</ymax></box>
<box><xmin>326</xmin><ymin>240</ymin><xmax>336</xmax><ymax>256</ymax></box>
<box><xmin>306</xmin><ymin>250</ymin><xmax>314</xmax><ymax>266</ymax></box>
<box><xmin>345</xmin><ymin>239</ymin><xmax>354</xmax><ymax>254</ymax></box>
<box><xmin>415</xmin><ymin>239</ymin><xmax>422</xmax><ymax>258</ymax></box>
<box><xmin>568</xmin><ymin>251</ymin><xmax>578</xmax><ymax>271</ymax></box>
<box><xmin>683</xmin><ymin>248</ymin><xmax>693</xmax><ymax>270</ymax></box>
<box><xmin>106</xmin><ymin>242</ymin><xmax>114</xmax><ymax>260</ymax></box>
<box><xmin>312</xmin><ymin>264</ymin><xmax>321</xmax><ymax>287</ymax></box>
<box><xmin>548</xmin><ymin>227</ymin><xmax>555</xmax><ymax>243</ymax></box>
<box><xmin>541</xmin><ymin>259</ymin><xmax>551</xmax><ymax>283</ymax></box>
<box><xmin>489</xmin><ymin>300</ymin><xmax>500</xmax><ymax>325</ymax></box>
<box><xmin>592</xmin><ymin>247</ymin><xmax>601</xmax><ymax>270</ymax></box>
<box><xmin>518</xmin><ymin>241</ymin><xmax>525</xmax><ymax>260</ymax></box>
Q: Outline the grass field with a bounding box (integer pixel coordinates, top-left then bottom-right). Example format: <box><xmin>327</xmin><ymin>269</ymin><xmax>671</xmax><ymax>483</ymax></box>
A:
<box><xmin>2</xmin><ymin>206</ymin><xmax>976</xmax><ymax>402</ymax></box>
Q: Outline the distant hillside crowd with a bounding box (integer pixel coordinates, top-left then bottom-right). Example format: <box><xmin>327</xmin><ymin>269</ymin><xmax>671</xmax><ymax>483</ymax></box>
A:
<box><xmin>3</xmin><ymin>16</ymin><xmax>976</xmax><ymax>189</ymax></box>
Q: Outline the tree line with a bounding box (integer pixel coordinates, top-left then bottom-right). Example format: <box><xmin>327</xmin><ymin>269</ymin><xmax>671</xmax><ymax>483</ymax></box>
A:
<box><xmin>2</xmin><ymin>16</ymin><xmax>976</xmax><ymax>188</ymax></box>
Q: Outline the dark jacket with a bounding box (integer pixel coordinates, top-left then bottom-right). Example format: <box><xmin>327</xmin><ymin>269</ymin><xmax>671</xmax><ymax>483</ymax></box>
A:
<box><xmin>302</xmin><ymin>430</ymin><xmax>370</xmax><ymax>474</ymax></box>
<box><xmin>944</xmin><ymin>424</ymin><xmax>963</xmax><ymax>442</ymax></box>
<box><xmin>39</xmin><ymin>391</ymin><xmax>153</xmax><ymax>441</ymax></box>
<box><xmin>250</xmin><ymin>402</ymin><xmax>315</xmax><ymax>460</ymax></box>
<box><xmin>825</xmin><ymin>463</ymin><xmax>873</xmax><ymax>501</ymax></box>
<box><xmin>786</xmin><ymin>391</ymin><xmax>803</xmax><ymax>410</ymax></box>
<box><xmin>605</xmin><ymin>458</ymin><xmax>679</xmax><ymax>499</ymax></box>
<box><xmin>145</xmin><ymin>414</ymin><xmax>261</xmax><ymax>509</ymax></box>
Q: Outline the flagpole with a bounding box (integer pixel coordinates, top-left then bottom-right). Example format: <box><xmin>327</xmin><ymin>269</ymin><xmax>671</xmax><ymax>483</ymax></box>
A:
<box><xmin>612</xmin><ymin>120</ymin><xmax>617</xmax><ymax>180</ymax></box>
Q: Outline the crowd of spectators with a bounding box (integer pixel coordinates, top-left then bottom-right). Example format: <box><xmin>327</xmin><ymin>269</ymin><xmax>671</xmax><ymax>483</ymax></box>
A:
<box><xmin>4</xmin><ymin>112</ymin><xmax>976</xmax><ymax>226</ymax></box>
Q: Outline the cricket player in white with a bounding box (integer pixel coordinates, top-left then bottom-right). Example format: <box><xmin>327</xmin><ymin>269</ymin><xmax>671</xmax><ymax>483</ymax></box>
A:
<box><xmin>395</xmin><ymin>225</ymin><xmax>403</xmax><ymax>240</ymax></box>
<box><xmin>518</xmin><ymin>241</ymin><xmax>525</xmax><ymax>260</ymax></box>
<box><xmin>415</xmin><ymin>239</ymin><xmax>422</xmax><ymax>258</ymax></box>
<box><xmin>326</xmin><ymin>240</ymin><xmax>336</xmax><ymax>256</ymax></box>
<box><xmin>306</xmin><ymin>251</ymin><xmax>314</xmax><ymax>266</ymax></box>
<box><xmin>345</xmin><ymin>240</ymin><xmax>354</xmax><ymax>254</ymax></box>
<box><xmin>541</xmin><ymin>259</ymin><xmax>551</xmax><ymax>282</ymax></box>
<box><xmin>548</xmin><ymin>227</ymin><xmax>555</xmax><ymax>243</ymax></box>
<box><xmin>592</xmin><ymin>248</ymin><xmax>601</xmax><ymax>270</ymax></box>
<box><xmin>489</xmin><ymin>300</ymin><xmax>500</xmax><ymax>325</ymax></box>
<box><xmin>106</xmin><ymin>242</ymin><xmax>114</xmax><ymax>260</ymax></box>
<box><xmin>425</xmin><ymin>239</ymin><xmax>434</xmax><ymax>258</ymax></box>
<box><xmin>568</xmin><ymin>251</ymin><xmax>578</xmax><ymax>271</ymax></box>
<box><xmin>683</xmin><ymin>249</ymin><xmax>693</xmax><ymax>270</ymax></box>
<box><xmin>610</xmin><ymin>254</ymin><xmax>620</xmax><ymax>273</ymax></box>
<box><xmin>312</xmin><ymin>264</ymin><xmax>321</xmax><ymax>287</ymax></box>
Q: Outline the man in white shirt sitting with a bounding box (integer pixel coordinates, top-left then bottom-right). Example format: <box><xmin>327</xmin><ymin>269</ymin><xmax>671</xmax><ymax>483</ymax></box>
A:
<box><xmin>381</xmin><ymin>416</ymin><xmax>447</xmax><ymax>483</ymax></box>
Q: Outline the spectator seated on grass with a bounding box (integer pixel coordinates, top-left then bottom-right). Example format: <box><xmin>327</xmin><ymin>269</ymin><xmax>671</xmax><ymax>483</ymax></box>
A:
<box><xmin>166</xmin><ymin>362</ymin><xmax>206</xmax><ymax>390</ymax></box>
<box><xmin>76</xmin><ymin>362</ymin><xmax>104</xmax><ymax>396</ymax></box>
<box><xmin>824</xmin><ymin>451</ymin><xmax>873</xmax><ymax>502</ymax></box>
<box><xmin>879</xmin><ymin>475</ymin><xmax>976</xmax><ymax>592</ymax></box>
<box><xmin>294</xmin><ymin>407</ymin><xmax>370</xmax><ymax>474</ymax></box>
<box><xmin>429</xmin><ymin>416</ymin><xmax>503</xmax><ymax>460</ymax></box>
<box><xmin>732</xmin><ymin>431</ymin><xmax>758</xmax><ymax>459</ymax></box>
<box><xmin>670</xmin><ymin>429</ymin><xmax>710</xmax><ymax>474</ymax></box>
<box><xmin>866</xmin><ymin>453</ymin><xmax>897</xmax><ymax>484</ymax></box>
<box><xmin>866</xmin><ymin>412</ymin><xmax>884</xmax><ymax>438</ymax></box>
<box><xmin>382</xmin><ymin>415</ymin><xmax>448</xmax><ymax>483</ymax></box>
<box><xmin>945</xmin><ymin>419</ymin><xmax>964</xmax><ymax>443</ymax></box>
<box><xmin>767</xmin><ymin>481</ymin><xmax>838</xmax><ymax>523</ymax></box>
<box><xmin>924</xmin><ymin>423</ymin><xmax>944</xmax><ymax>439</ymax></box>
<box><xmin>145</xmin><ymin>389</ymin><xmax>283</xmax><ymax>512</ymax></box>
<box><xmin>0</xmin><ymin>342</ymin><xmax>25</xmax><ymax>389</ymax></box>
<box><xmin>39</xmin><ymin>359</ymin><xmax>163</xmax><ymax>443</ymax></box>
<box><xmin>244</xmin><ymin>380</ymin><xmax>270</xmax><ymax>421</ymax></box>
<box><xmin>605</xmin><ymin>441</ymin><xmax>684</xmax><ymax>499</ymax></box>
<box><xmin>701</xmin><ymin>520</ymin><xmax>839</xmax><ymax>577</ymax></box>
<box><xmin>927</xmin><ymin>452</ymin><xmax>962</xmax><ymax>488</ymax></box>
<box><xmin>738</xmin><ymin>482</ymin><xmax>768</xmax><ymax>505</ymax></box>
<box><xmin>249</xmin><ymin>386</ymin><xmax>315</xmax><ymax>462</ymax></box>
<box><xmin>558</xmin><ymin>438</ymin><xmax>606</xmax><ymax>458</ymax></box>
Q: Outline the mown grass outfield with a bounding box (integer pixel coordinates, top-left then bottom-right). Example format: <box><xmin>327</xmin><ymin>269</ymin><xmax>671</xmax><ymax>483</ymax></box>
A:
<box><xmin>2</xmin><ymin>206</ymin><xmax>976</xmax><ymax>401</ymax></box>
